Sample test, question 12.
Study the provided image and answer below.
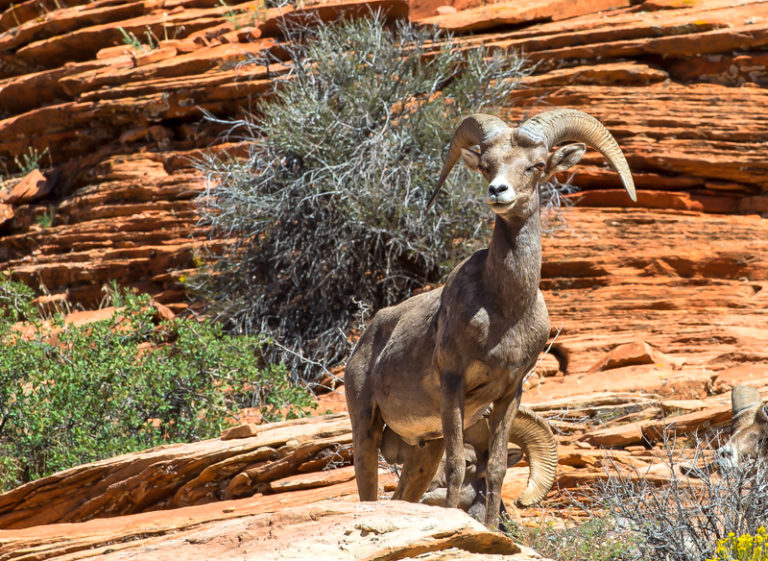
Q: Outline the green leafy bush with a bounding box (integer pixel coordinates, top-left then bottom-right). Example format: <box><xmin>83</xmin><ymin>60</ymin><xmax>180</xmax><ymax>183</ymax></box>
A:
<box><xmin>0</xmin><ymin>279</ymin><xmax>314</xmax><ymax>491</ymax></box>
<box><xmin>193</xmin><ymin>14</ymin><xmax>532</xmax><ymax>381</ymax></box>
<box><xmin>709</xmin><ymin>527</ymin><xmax>768</xmax><ymax>561</ymax></box>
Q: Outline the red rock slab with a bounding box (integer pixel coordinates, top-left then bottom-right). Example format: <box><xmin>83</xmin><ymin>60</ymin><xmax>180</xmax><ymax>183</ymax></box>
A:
<box><xmin>740</xmin><ymin>194</ymin><xmax>768</xmax><ymax>215</ymax></box>
<box><xmin>580</xmin><ymin>402</ymin><xmax>733</xmax><ymax>448</ymax></box>
<box><xmin>588</xmin><ymin>340</ymin><xmax>685</xmax><ymax>373</ymax></box>
<box><xmin>711</xmin><ymin>365</ymin><xmax>768</xmax><ymax>393</ymax></box>
<box><xmin>0</xmin><ymin>499</ymin><xmax>542</xmax><ymax>561</ymax></box>
<box><xmin>666</xmin><ymin>52</ymin><xmax>768</xmax><ymax>86</ymax></box>
<box><xmin>408</xmin><ymin>0</ymin><xmax>485</xmax><ymax>19</ymax></box>
<box><xmin>0</xmin><ymin>1</ymin><xmax>148</xmax><ymax>56</ymax></box>
<box><xmin>260</xmin><ymin>0</ymin><xmax>409</xmax><ymax>36</ymax></box>
<box><xmin>503</xmin><ymin>82</ymin><xmax>768</xmax><ymax>191</ymax></box>
<box><xmin>477</xmin><ymin>2</ymin><xmax>768</xmax><ymax>58</ymax></box>
<box><xmin>527</xmin><ymin>364</ymin><xmax>710</xmax><ymax>404</ymax></box>
<box><xmin>641</xmin><ymin>403</ymin><xmax>732</xmax><ymax>441</ymax></box>
<box><xmin>0</xmin><ymin>57</ymin><xmax>135</xmax><ymax>115</ymax></box>
<box><xmin>567</xmin><ymin>190</ymin><xmax>741</xmax><ymax>214</ymax></box>
<box><xmin>0</xmin><ymin>0</ymin><xmax>95</xmax><ymax>31</ymax></box>
<box><xmin>579</xmin><ymin>422</ymin><xmax>647</xmax><ymax>448</ymax></box>
<box><xmin>267</xmin><ymin>465</ymin><xmax>356</xmax><ymax>493</ymax></box>
<box><xmin>57</xmin><ymin>41</ymin><xmax>281</xmax><ymax>98</ymax></box>
<box><xmin>0</xmin><ymin>168</ymin><xmax>50</xmax><ymax>205</ymax></box>
<box><xmin>416</xmin><ymin>0</ymin><xmax>630</xmax><ymax>32</ymax></box>
<box><xmin>0</xmin><ymin>203</ymin><xmax>13</xmax><ymax>226</ymax></box>
<box><xmin>1</xmin><ymin>3</ymin><xmax>267</xmax><ymax>71</ymax></box>
<box><xmin>0</xmin><ymin>414</ymin><xmax>353</xmax><ymax>528</ymax></box>
<box><xmin>555</xmin><ymin>468</ymin><xmax>681</xmax><ymax>490</ymax></box>
<box><xmin>519</xmin><ymin>61</ymin><xmax>669</xmax><ymax>88</ymax></box>
<box><xmin>535</xmin><ymin>207</ymin><xmax>768</xmax><ymax>378</ymax></box>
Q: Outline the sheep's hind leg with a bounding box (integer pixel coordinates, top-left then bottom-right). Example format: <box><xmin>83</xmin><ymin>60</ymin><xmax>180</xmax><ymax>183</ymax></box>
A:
<box><xmin>392</xmin><ymin>438</ymin><xmax>444</xmax><ymax>502</ymax></box>
<box><xmin>441</xmin><ymin>372</ymin><xmax>466</xmax><ymax>509</ymax></box>
<box><xmin>351</xmin><ymin>405</ymin><xmax>385</xmax><ymax>501</ymax></box>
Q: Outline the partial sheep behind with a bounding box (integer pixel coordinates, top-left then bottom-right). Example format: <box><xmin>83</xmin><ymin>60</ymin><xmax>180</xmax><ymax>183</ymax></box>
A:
<box><xmin>717</xmin><ymin>385</ymin><xmax>768</xmax><ymax>469</ymax></box>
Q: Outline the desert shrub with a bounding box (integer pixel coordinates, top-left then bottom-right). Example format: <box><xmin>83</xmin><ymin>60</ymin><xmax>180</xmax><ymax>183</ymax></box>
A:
<box><xmin>0</xmin><ymin>279</ymin><xmax>315</xmax><ymax>491</ymax></box>
<box><xmin>585</xmin><ymin>435</ymin><xmax>768</xmax><ymax>561</ymax></box>
<box><xmin>192</xmin><ymin>14</ymin><xmax>534</xmax><ymax>381</ymax></box>
<box><xmin>709</xmin><ymin>527</ymin><xmax>768</xmax><ymax>561</ymax></box>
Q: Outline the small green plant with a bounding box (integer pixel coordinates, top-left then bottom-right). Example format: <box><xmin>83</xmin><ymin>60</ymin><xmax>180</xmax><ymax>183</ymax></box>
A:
<box><xmin>0</xmin><ymin>279</ymin><xmax>315</xmax><ymax>491</ymax></box>
<box><xmin>14</xmin><ymin>146</ymin><xmax>49</xmax><ymax>174</ymax></box>
<box><xmin>218</xmin><ymin>0</ymin><xmax>242</xmax><ymax>28</ymax></box>
<box><xmin>35</xmin><ymin>205</ymin><xmax>55</xmax><ymax>228</ymax></box>
<box><xmin>709</xmin><ymin>527</ymin><xmax>768</xmax><ymax>561</ymax></box>
<box><xmin>117</xmin><ymin>26</ymin><xmax>157</xmax><ymax>51</ymax></box>
<box><xmin>118</xmin><ymin>26</ymin><xmax>142</xmax><ymax>49</ymax></box>
<box><xmin>524</xmin><ymin>518</ymin><xmax>641</xmax><ymax>561</ymax></box>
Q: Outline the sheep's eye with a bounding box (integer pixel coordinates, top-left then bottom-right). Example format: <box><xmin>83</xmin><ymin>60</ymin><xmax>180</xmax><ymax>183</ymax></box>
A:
<box><xmin>534</xmin><ymin>162</ymin><xmax>546</xmax><ymax>171</ymax></box>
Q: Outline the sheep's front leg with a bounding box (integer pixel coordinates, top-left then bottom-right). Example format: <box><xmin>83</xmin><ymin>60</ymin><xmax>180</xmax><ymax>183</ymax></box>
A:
<box><xmin>440</xmin><ymin>372</ymin><xmax>466</xmax><ymax>509</ymax></box>
<box><xmin>484</xmin><ymin>390</ymin><xmax>521</xmax><ymax>529</ymax></box>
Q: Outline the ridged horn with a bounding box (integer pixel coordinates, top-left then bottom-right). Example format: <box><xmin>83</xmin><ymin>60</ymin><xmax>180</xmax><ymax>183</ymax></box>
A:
<box><xmin>518</xmin><ymin>109</ymin><xmax>637</xmax><ymax>202</ymax></box>
<box><xmin>425</xmin><ymin>114</ymin><xmax>508</xmax><ymax>210</ymax></box>
<box><xmin>732</xmin><ymin>385</ymin><xmax>762</xmax><ymax>415</ymax></box>
<box><xmin>508</xmin><ymin>405</ymin><xmax>558</xmax><ymax>507</ymax></box>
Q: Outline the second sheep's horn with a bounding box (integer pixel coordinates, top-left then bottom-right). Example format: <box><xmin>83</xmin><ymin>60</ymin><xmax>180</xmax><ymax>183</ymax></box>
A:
<box><xmin>426</xmin><ymin>114</ymin><xmax>508</xmax><ymax>210</ymax></box>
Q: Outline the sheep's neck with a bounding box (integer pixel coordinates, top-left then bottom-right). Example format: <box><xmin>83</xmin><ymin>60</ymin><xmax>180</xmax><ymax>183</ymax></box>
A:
<box><xmin>483</xmin><ymin>212</ymin><xmax>542</xmax><ymax>317</ymax></box>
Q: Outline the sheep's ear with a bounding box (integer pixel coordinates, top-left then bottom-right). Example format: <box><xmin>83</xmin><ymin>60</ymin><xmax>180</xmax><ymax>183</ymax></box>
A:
<box><xmin>758</xmin><ymin>404</ymin><xmax>768</xmax><ymax>424</ymax></box>
<box><xmin>543</xmin><ymin>143</ymin><xmax>586</xmax><ymax>181</ymax></box>
<box><xmin>507</xmin><ymin>448</ymin><xmax>524</xmax><ymax>467</ymax></box>
<box><xmin>461</xmin><ymin>147</ymin><xmax>481</xmax><ymax>171</ymax></box>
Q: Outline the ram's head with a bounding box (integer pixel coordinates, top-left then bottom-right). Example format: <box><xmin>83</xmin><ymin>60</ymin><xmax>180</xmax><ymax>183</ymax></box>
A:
<box><xmin>716</xmin><ymin>385</ymin><xmax>768</xmax><ymax>469</ymax></box>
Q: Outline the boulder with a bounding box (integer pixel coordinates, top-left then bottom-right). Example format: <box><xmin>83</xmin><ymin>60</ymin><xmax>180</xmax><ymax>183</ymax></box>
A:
<box><xmin>0</xmin><ymin>500</ymin><xmax>551</xmax><ymax>561</ymax></box>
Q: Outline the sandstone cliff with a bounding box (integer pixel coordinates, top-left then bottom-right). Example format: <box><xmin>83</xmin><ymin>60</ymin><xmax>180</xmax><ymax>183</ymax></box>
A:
<box><xmin>0</xmin><ymin>0</ymin><xmax>767</xmax><ymax>311</ymax></box>
<box><xmin>0</xmin><ymin>0</ymin><xmax>766</xmax><ymax>557</ymax></box>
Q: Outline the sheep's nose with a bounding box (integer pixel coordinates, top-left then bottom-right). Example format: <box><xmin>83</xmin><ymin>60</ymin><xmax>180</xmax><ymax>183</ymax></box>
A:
<box><xmin>488</xmin><ymin>183</ymin><xmax>509</xmax><ymax>197</ymax></box>
<box><xmin>715</xmin><ymin>445</ymin><xmax>735</xmax><ymax>468</ymax></box>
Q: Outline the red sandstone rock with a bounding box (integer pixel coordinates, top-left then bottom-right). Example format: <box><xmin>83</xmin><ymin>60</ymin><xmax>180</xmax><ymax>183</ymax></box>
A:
<box><xmin>0</xmin><ymin>500</ymin><xmax>548</xmax><ymax>561</ymax></box>
<box><xmin>416</xmin><ymin>0</ymin><xmax>629</xmax><ymax>32</ymax></box>
<box><xmin>220</xmin><ymin>423</ymin><xmax>259</xmax><ymax>440</ymax></box>
<box><xmin>711</xmin><ymin>365</ymin><xmax>768</xmax><ymax>393</ymax></box>
<box><xmin>0</xmin><ymin>169</ymin><xmax>51</xmax><ymax>205</ymax></box>
<box><xmin>0</xmin><ymin>203</ymin><xmax>13</xmax><ymax>227</ymax></box>
<box><xmin>588</xmin><ymin>340</ymin><xmax>684</xmax><ymax>373</ymax></box>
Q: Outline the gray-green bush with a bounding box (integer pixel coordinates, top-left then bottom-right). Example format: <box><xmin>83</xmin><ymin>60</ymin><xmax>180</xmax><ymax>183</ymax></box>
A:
<box><xmin>590</xmin><ymin>435</ymin><xmax>768</xmax><ymax>561</ymax></box>
<box><xmin>520</xmin><ymin>434</ymin><xmax>768</xmax><ymax>561</ymax></box>
<box><xmin>193</xmin><ymin>15</ymin><xmax>533</xmax><ymax>381</ymax></box>
<box><xmin>0</xmin><ymin>279</ymin><xmax>315</xmax><ymax>491</ymax></box>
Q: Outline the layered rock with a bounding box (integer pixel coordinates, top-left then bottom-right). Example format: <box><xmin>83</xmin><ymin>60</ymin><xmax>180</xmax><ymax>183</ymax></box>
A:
<box><xmin>0</xmin><ymin>499</ymin><xmax>550</xmax><ymax>561</ymax></box>
<box><xmin>3</xmin><ymin>377</ymin><xmax>764</xmax><ymax>530</ymax></box>
<box><xmin>0</xmin><ymin>0</ymin><xmax>767</xmax><ymax>311</ymax></box>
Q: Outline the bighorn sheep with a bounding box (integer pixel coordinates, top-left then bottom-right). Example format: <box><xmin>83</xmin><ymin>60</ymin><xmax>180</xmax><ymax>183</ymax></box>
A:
<box><xmin>345</xmin><ymin>109</ymin><xmax>636</xmax><ymax>529</ymax></box>
<box><xmin>717</xmin><ymin>385</ymin><xmax>768</xmax><ymax>469</ymax></box>
<box><xmin>381</xmin><ymin>404</ymin><xmax>557</xmax><ymax>524</ymax></box>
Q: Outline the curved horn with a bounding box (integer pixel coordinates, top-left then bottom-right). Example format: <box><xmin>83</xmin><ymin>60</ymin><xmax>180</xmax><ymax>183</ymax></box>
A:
<box><xmin>425</xmin><ymin>114</ymin><xmax>508</xmax><ymax>210</ymax></box>
<box><xmin>518</xmin><ymin>109</ymin><xmax>637</xmax><ymax>202</ymax></box>
<box><xmin>508</xmin><ymin>405</ymin><xmax>558</xmax><ymax>507</ymax></box>
<box><xmin>732</xmin><ymin>385</ymin><xmax>762</xmax><ymax>415</ymax></box>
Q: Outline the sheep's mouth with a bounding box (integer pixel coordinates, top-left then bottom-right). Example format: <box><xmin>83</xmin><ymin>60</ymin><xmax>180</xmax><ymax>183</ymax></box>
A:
<box><xmin>486</xmin><ymin>198</ymin><xmax>516</xmax><ymax>208</ymax></box>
